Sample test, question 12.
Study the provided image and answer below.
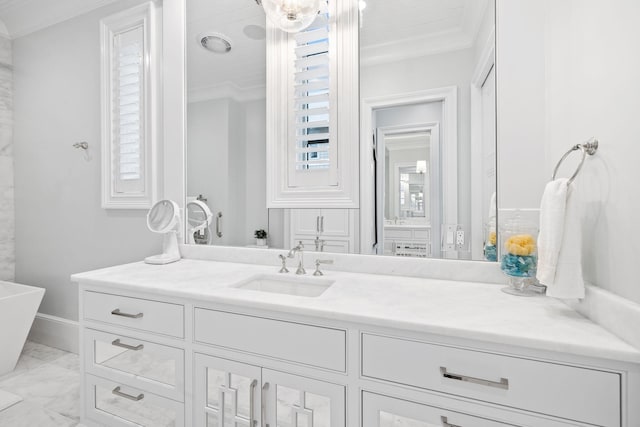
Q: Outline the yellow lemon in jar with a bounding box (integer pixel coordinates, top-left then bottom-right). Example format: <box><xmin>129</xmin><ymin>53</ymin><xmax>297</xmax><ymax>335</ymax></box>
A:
<box><xmin>505</xmin><ymin>234</ymin><xmax>536</xmax><ymax>256</ymax></box>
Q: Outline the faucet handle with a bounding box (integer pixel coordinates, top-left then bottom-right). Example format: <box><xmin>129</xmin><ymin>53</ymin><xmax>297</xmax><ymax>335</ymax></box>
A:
<box><xmin>313</xmin><ymin>259</ymin><xmax>334</xmax><ymax>276</ymax></box>
<box><xmin>278</xmin><ymin>254</ymin><xmax>289</xmax><ymax>273</ymax></box>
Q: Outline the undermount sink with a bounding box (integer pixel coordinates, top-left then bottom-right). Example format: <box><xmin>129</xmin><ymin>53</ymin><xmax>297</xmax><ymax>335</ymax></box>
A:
<box><xmin>232</xmin><ymin>274</ymin><xmax>334</xmax><ymax>297</ymax></box>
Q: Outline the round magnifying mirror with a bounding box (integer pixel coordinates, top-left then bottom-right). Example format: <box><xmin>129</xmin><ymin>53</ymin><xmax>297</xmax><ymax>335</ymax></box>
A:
<box><xmin>145</xmin><ymin>200</ymin><xmax>181</xmax><ymax>265</ymax></box>
<box><xmin>186</xmin><ymin>200</ymin><xmax>213</xmax><ymax>245</ymax></box>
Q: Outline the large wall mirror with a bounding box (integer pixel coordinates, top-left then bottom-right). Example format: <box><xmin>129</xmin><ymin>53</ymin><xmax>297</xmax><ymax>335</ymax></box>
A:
<box><xmin>185</xmin><ymin>0</ymin><xmax>497</xmax><ymax>262</ymax></box>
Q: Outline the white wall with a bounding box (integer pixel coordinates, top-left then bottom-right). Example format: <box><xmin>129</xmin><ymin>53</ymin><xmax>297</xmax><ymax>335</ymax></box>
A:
<box><xmin>187</xmin><ymin>97</ymin><xmax>273</xmax><ymax>247</ymax></box>
<box><xmin>497</xmin><ymin>0</ymin><xmax>640</xmax><ymax>305</ymax></box>
<box><xmin>187</xmin><ymin>98</ymin><xmax>232</xmax><ymax>245</ymax></box>
<box><xmin>0</xmin><ymin>35</ymin><xmax>13</xmax><ymax>281</ymax></box>
<box><xmin>496</xmin><ymin>0</ymin><xmax>547</xmax><ymax>212</ymax></box>
<box><xmin>13</xmin><ymin>0</ymin><xmax>162</xmax><ymax>321</ymax></box>
<box><xmin>244</xmin><ymin>100</ymin><xmax>271</xmax><ymax>243</ymax></box>
<box><xmin>362</xmin><ymin>48</ymin><xmax>475</xmax><ymax>231</ymax></box>
<box><xmin>543</xmin><ymin>0</ymin><xmax>640</xmax><ymax>305</ymax></box>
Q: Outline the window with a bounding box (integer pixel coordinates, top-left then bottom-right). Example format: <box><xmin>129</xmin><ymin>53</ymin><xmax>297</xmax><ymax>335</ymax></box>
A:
<box><xmin>101</xmin><ymin>2</ymin><xmax>159</xmax><ymax>209</ymax></box>
<box><xmin>266</xmin><ymin>0</ymin><xmax>359</xmax><ymax>208</ymax></box>
<box><xmin>288</xmin><ymin>0</ymin><xmax>338</xmax><ymax>187</ymax></box>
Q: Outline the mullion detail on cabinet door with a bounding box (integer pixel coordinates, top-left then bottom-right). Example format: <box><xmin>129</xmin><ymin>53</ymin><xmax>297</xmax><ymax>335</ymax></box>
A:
<box><xmin>263</xmin><ymin>368</ymin><xmax>345</xmax><ymax>427</ymax></box>
<box><xmin>195</xmin><ymin>354</ymin><xmax>261</xmax><ymax>427</ymax></box>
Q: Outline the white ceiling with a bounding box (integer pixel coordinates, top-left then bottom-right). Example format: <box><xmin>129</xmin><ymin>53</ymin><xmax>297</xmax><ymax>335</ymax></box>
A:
<box><xmin>360</xmin><ymin>0</ymin><xmax>490</xmax><ymax>65</ymax></box>
<box><xmin>0</xmin><ymin>0</ymin><xmax>118</xmax><ymax>39</ymax></box>
<box><xmin>0</xmin><ymin>0</ymin><xmax>490</xmax><ymax>100</ymax></box>
<box><xmin>187</xmin><ymin>0</ymin><xmax>266</xmax><ymax>103</ymax></box>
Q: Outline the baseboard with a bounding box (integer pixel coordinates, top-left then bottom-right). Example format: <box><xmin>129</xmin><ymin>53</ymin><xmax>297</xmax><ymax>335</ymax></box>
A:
<box><xmin>27</xmin><ymin>313</ymin><xmax>79</xmax><ymax>354</ymax></box>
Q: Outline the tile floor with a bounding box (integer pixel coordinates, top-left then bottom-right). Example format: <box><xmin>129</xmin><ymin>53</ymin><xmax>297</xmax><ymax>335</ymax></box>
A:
<box><xmin>0</xmin><ymin>341</ymin><xmax>81</xmax><ymax>426</ymax></box>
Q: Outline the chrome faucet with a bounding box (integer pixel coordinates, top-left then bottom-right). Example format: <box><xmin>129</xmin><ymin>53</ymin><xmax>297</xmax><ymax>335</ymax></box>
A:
<box><xmin>313</xmin><ymin>259</ymin><xmax>334</xmax><ymax>276</ymax></box>
<box><xmin>287</xmin><ymin>241</ymin><xmax>306</xmax><ymax>275</ymax></box>
<box><xmin>278</xmin><ymin>254</ymin><xmax>289</xmax><ymax>273</ymax></box>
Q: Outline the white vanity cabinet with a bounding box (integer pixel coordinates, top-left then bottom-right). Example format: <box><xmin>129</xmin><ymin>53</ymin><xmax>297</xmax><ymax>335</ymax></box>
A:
<box><xmin>76</xmin><ymin>270</ymin><xmax>639</xmax><ymax>427</ymax></box>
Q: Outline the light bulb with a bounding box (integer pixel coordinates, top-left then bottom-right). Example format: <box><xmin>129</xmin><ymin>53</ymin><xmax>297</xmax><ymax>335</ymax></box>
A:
<box><xmin>261</xmin><ymin>0</ymin><xmax>321</xmax><ymax>33</ymax></box>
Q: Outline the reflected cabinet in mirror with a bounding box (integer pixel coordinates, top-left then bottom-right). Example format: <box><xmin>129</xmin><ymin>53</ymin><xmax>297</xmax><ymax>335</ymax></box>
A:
<box><xmin>185</xmin><ymin>0</ymin><xmax>497</xmax><ymax>262</ymax></box>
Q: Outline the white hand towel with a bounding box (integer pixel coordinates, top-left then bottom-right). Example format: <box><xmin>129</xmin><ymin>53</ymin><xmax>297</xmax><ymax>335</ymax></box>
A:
<box><xmin>536</xmin><ymin>179</ymin><xmax>585</xmax><ymax>299</ymax></box>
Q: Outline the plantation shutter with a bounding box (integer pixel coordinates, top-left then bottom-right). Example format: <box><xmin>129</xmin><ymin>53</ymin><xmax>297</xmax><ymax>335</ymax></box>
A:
<box><xmin>113</xmin><ymin>26</ymin><xmax>145</xmax><ymax>194</ymax></box>
<box><xmin>289</xmin><ymin>0</ymin><xmax>338</xmax><ymax>187</ymax></box>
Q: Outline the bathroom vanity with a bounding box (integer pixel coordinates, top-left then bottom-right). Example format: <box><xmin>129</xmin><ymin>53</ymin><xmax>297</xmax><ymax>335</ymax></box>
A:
<box><xmin>73</xmin><ymin>251</ymin><xmax>640</xmax><ymax>427</ymax></box>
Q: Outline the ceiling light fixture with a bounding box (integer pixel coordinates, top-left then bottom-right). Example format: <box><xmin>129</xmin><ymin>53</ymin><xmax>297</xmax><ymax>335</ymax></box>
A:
<box><xmin>199</xmin><ymin>33</ymin><xmax>232</xmax><ymax>54</ymax></box>
<box><xmin>260</xmin><ymin>0</ymin><xmax>321</xmax><ymax>33</ymax></box>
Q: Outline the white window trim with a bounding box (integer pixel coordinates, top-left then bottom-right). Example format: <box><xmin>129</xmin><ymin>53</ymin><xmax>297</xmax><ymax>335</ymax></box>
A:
<box><xmin>100</xmin><ymin>1</ymin><xmax>160</xmax><ymax>209</ymax></box>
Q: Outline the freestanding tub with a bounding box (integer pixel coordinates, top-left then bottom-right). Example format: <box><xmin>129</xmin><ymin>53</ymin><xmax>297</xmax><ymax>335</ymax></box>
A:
<box><xmin>0</xmin><ymin>281</ymin><xmax>45</xmax><ymax>376</ymax></box>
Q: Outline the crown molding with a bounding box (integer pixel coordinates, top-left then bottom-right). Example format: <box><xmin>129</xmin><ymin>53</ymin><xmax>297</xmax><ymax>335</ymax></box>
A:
<box><xmin>4</xmin><ymin>0</ymin><xmax>120</xmax><ymax>40</ymax></box>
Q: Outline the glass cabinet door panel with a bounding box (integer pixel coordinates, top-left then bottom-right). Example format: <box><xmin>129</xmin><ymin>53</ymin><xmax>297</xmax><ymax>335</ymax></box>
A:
<box><xmin>195</xmin><ymin>354</ymin><xmax>261</xmax><ymax>427</ymax></box>
<box><xmin>264</xmin><ymin>369</ymin><xmax>344</xmax><ymax>427</ymax></box>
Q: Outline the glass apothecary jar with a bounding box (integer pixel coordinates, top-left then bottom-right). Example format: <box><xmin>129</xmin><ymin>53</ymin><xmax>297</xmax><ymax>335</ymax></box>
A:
<box><xmin>483</xmin><ymin>217</ymin><xmax>497</xmax><ymax>262</ymax></box>
<box><xmin>500</xmin><ymin>214</ymin><xmax>545</xmax><ymax>296</ymax></box>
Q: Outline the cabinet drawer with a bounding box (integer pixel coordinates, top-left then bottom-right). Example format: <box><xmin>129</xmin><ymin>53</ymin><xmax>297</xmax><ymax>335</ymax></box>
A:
<box><xmin>385</xmin><ymin>229</ymin><xmax>413</xmax><ymax>239</ymax></box>
<box><xmin>413</xmin><ymin>229</ymin><xmax>430</xmax><ymax>239</ymax></box>
<box><xmin>363</xmin><ymin>392</ymin><xmax>516</xmax><ymax>427</ymax></box>
<box><xmin>361</xmin><ymin>334</ymin><xmax>620</xmax><ymax>427</ymax></box>
<box><xmin>84</xmin><ymin>374</ymin><xmax>184</xmax><ymax>427</ymax></box>
<box><xmin>84</xmin><ymin>329</ymin><xmax>184</xmax><ymax>401</ymax></box>
<box><xmin>195</xmin><ymin>309</ymin><xmax>346</xmax><ymax>372</ymax></box>
<box><xmin>295</xmin><ymin>238</ymin><xmax>351</xmax><ymax>254</ymax></box>
<box><xmin>83</xmin><ymin>291</ymin><xmax>184</xmax><ymax>338</ymax></box>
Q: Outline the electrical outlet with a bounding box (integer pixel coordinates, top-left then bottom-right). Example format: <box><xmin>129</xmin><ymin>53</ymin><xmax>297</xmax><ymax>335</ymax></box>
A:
<box><xmin>456</xmin><ymin>230</ymin><xmax>465</xmax><ymax>247</ymax></box>
<box><xmin>442</xmin><ymin>224</ymin><xmax>457</xmax><ymax>252</ymax></box>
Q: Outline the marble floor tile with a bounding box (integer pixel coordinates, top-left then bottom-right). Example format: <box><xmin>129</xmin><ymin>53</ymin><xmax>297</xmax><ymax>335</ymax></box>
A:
<box><xmin>0</xmin><ymin>400</ymin><xmax>78</xmax><ymax>427</ymax></box>
<box><xmin>49</xmin><ymin>352</ymin><xmax>81</xmax><ymax>372</ymax></box>
<box><xmin>0</xmin><ymin>354</ymin><xmax>47</xmax><ymax>382</ymax></box>
<box><xmin>0</xmin><ymin>363</ymin><xmax>80</xmax><ymax>421</ymax></box>
<box><xmin>21</xmin><ymin>341</ymin><xmax>69</xmax><ymax>363</ymax></box>
<box><xmin>0</xmin><ymin>341</ymin><xmax>81</xmax><ymax>426</ymax></box>
<box><xmin>0</xmin><ymin>389</ymin><xmax>21</xmax><ymax>411</ymax></box>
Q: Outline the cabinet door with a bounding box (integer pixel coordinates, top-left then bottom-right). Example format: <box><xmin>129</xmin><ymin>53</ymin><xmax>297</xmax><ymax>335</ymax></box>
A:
<box><xmin>362</xmin><ymin>392</ymin><xmax>515</xmax><ymax>427</ymax></box>
<box><xmin>317</xmin><ymin>209</ymin><xmax>351</xmax><ymax>237</ymax></box>
<box><xmin>291</xmin><ymin>209</ymin><xmax>323</xmax><ymax>236</ymax></box>
<box><xmin>263</xmin><ymin>369</ymin><xmax>345</xmax><ymax>427</ymax></box>
<box><xmin>194</xmin><ymin>354</ymin><xmax>262</xmax><ymax>427</ymax></box>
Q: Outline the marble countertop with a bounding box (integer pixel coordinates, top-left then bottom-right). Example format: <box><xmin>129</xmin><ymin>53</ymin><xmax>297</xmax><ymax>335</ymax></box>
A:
<box><xmin>71</xmin><ymin>258</ymin><xmax>640</xmax><ymax>364</ymax></box>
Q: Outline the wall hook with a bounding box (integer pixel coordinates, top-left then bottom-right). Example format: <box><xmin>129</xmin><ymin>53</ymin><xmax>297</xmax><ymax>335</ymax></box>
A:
<box><xmin>73</xmin><ymin>142</ymin><xmax>89</xmax><ymax>150</ymax></box>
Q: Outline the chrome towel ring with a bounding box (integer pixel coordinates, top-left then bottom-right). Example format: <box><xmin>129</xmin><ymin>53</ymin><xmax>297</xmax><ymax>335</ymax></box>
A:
<box><xmin>551</xmin><ymin>137</ymin><xmax>599</xmax><ymax>185</ymax></box>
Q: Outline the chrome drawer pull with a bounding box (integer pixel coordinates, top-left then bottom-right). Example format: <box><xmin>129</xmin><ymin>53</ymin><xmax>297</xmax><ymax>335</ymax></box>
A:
<box><xmin>249</xmin><ymin>379</ymin><xmax>258</xmax><ymax>427</ymax></box>
<box><xmin>440</xmin><ymin>367</ymin><xmax>509</xmax><ymax>390</ymax></box>
<box><xmin>111</xmin><ymin>339</ymin><xmax>144</xmax><ymax>351</ymax></box>
<box><xmin>112</xmin><ymin>386</ymin><xmax>144</xmax><ymax>402</ymax></box>
<box><xmin>262</xmin><ymin>382</ymin><xmax>270</xmax><ymax>427</ymax></box>
<box><xmin>441</xmin><ymin>416</ymin><xmax>462</xmax><ymax>427</ymax></box>
<box><xmin>111</xmin><ymin>309</ymin><xmax>143</xmax><ymax>319</ymax></box>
